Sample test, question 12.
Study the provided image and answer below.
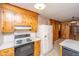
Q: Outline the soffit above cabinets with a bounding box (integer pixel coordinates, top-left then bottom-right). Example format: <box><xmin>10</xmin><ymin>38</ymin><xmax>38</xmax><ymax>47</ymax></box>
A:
<box><xmin>11</xmin><ymin>3</ymin><xmax>79</xmax><ymax>22</ymax></box>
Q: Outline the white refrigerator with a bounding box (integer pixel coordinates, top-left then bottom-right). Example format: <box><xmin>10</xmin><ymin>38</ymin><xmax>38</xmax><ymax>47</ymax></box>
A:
<box><xmin>37</xmin><ymin>25</ymin><xmax>53</xmax><ymax>55</ymax></box>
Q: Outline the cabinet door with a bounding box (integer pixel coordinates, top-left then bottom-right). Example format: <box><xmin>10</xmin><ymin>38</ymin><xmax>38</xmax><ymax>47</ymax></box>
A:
<box><xmin>14</xmin><ymin>13</ymin><xmax>38</xmax><ymax>32</ymax></box>
<box><xmin>55</xmin><ymin>22</ymin><xmax>60</xmax><ymax>39</ymax></box>
<box><xmin>14</xmin><ymin>13</ymin><xmax>23</xmax><ymax>26</ymax></box>
<box><xmin>22</xmin><ymin>14</ymin><xmax>31</xmax><ymax>26</ymax></box>
<box><xmin>34</xmin><ymin>40</ymin><xmax>41</xmax><ymax>56</ymax></box>
<box><xmin>2</xmin><ymin>10</ymin><xmax>14</xmax><ymax>33</ymax></box>
<box><xmin>61</xmin><ymin>22</ymin><xmax>70</xmax><ymax>39</ymax></box>
<box><xmin>54</xmin><ymin>22</ymin><xmax>59</xmax><ymax>40</ymax></box>
<box><xmin>21</xmin><ymin>14</ymin><xmax>38</xmax><ymax>32</ymax></box>
<box><xmin>0</xmin><ymin>48</ymin><xmax>14</xmax><ymax>56</ymax></box>
<box><xmin>14</xmin><ymin>14</ymin><xmax>31</xmax><ymax>26</ymax></box>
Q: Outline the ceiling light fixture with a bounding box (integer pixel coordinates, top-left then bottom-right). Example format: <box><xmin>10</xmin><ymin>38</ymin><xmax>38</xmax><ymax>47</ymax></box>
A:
<box><xmin>34</xmin><ymin>3</ymin><xmax>46</xmax><ymax>10</ymax></box>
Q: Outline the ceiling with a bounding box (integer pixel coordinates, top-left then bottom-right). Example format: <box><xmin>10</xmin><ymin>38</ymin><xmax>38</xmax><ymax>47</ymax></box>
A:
<box><xmin>11</xmin><ymin>3</ymin><xmax>79</xmax><ymax>22</ymax></box>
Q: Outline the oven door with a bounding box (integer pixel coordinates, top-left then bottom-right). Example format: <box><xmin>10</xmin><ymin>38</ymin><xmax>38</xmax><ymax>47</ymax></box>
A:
<box><xmin>15</xmin><ymin>42</ymin><xmax>34</xmax><ymax>56</ymax></box>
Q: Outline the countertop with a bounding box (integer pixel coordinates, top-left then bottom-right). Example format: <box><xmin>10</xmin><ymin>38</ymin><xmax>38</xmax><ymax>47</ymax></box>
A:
<box><xmin>60</xmin><ymin>39</ymin><xmax>79</xmax><ymax>52</ymax></box>
<box><xmin>0</xmin><ymin>33</ymin><xmax>40</xmax><ymax>50</ymax></box>
<box><xmin>0</xmin><ymin>39</ymin><xmax>40</xmax><ymax>50</ymax></box>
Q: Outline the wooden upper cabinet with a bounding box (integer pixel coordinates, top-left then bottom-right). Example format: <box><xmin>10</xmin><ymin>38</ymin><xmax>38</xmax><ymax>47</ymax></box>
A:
<box><xmin>14</xmin><ymin>13</ymin><xmax>38</xmax><ymax>32</ymax></box>
<box><xmin>61</xmin><ymin>22</ymin><xmax>70</xmax><ymax>39</ymax></box>
<box><xmin>1</xmin><ymin>9</ymin><xmax>14</xmax><ymax>33</ymax></box>
<box><xmin>14</xmin><ymin>14</ymin><xmax>23</xmax><ymax>26</ymax></box>
<box><xmin>1</xmin><ymin>4</ymin><xmax>38</xmax><ymax>32</ymax></box>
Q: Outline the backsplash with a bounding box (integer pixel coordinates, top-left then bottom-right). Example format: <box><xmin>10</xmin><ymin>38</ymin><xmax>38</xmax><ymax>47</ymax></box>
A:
<box><xmin>3</xmin><ymin>33</ymin><xmax>14</xmax><ymax>43</ymax></box>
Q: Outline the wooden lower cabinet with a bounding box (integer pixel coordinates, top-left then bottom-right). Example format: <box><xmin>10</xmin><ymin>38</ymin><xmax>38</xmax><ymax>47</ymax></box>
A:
<box><xmin>0</xmin><ymin>48</ymin><xmax>14</xmax><ymax>56</ymax></box>
<box><xmin>0</xmin><ymin>41</ymin><xmax>40</xmax><ymax>56</ymax></box>
<box><xmin>34</xmin><ymin>40</ymin><xmax>41</xmax><ymax>56</ymax></box>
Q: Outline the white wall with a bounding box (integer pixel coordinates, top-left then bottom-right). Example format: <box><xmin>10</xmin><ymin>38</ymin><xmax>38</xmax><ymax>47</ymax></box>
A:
<box><xmin>38</xmin><ymin>15</ymin><xmax>50</xmax><ymax>25</ymax></box>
